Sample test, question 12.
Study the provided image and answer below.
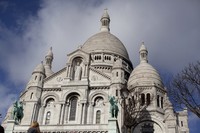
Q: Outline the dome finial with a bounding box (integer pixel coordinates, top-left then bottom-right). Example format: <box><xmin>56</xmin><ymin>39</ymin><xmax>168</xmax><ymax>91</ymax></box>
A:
<box><xmin>139</xmin><ymin>42</ymin><xmax>148</xmax><ymax>63</ymax></box>
<box><xmin>100</xmin><ymin>9</ymin><xmax>110</xmax><ymax>32</ymax></box>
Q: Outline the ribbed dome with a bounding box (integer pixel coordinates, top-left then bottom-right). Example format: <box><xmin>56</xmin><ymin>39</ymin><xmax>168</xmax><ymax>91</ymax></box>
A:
<box><xmin>128</xmin><ymin>42</ymin><xmax>163</xmax><ymax>89</ymax></box>
<box><xmin>127</xmin><ymin>62</ymin><xmax>163</xmax><ymax>89</ymax></box>
<box><xmin>81</xmin><ymin>32</ymin><xmax>129</xmax><ymax>60</ymax></box>
<box><xmin>33</xmin><ymin>62</ymin><xmax>45</xmax><ymax>73</ymax></box>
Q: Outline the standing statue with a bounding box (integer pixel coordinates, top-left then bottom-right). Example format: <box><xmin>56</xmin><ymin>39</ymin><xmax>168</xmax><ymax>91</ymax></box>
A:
<box><xmin>109</xmin><ymin>96</ymin><xmax>119</xmax><ymax>118</ymax></box>
<box><xmin>74</xmin><ymin>62</ymin><xmax>82</xmax><ymax>80</ymax></box>
<box><xmin>12</xmin><ymin>101</ymin><xmax>24</xmax><ymax>123</ymax></box>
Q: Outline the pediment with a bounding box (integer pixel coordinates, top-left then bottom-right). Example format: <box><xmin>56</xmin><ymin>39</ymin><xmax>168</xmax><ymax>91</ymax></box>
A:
<box><xmin>89</xmin><ymin>67</ymin><xmax>111</xmax><ymax>86</ymax></box>
<box><xmin>43</xmin><ymin>67</ymin><xmax>66</xmax><ymax>87</ymax></box>
<box><xmin>67</xmin><ymin>48</ymin><xmax>90</xmax><ymax>63</ymax></box>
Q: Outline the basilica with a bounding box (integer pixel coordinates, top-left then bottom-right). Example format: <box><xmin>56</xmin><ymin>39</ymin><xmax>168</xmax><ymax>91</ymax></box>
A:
<box><xmin>2</xmin><ymin>10</ymin><xmax>189</xmax><ymax>133</ymax></box>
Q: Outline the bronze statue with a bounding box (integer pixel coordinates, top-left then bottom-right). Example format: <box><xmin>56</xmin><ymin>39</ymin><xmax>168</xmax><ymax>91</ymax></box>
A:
<box><xmin>12</xmin><ymin>101</ymin><xmax>24</xmax><ymax>123</ymax></box>
<box><xmin>109</xmin><ymin>96</ymin><xmax>119</xmax><ymax>118</ymax></box>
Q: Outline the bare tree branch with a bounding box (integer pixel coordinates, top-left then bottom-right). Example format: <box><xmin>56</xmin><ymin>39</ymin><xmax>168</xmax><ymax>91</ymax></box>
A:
<box><xmin>169</xmin><ymin>61</ymin><xmax>200</xmax><ymax>118</ymax></box>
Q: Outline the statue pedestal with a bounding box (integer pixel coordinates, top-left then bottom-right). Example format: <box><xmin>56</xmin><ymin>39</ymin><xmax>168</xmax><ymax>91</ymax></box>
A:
<box><xmin>5</xmin><ymin>120</ymin><xmax>15</xmax><ymax>133</ymax></box>
<box><xmin>108</xmin><ymin>118</ymin><xmax>119</xmax><ymax>133</ymax></box>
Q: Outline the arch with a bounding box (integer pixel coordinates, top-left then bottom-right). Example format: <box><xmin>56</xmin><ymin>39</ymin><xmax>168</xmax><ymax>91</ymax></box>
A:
<box><xmin>41</xmin><ymin>92</ymin><xmax>59</xmax><ymax>106</ymax></box>
<box><xmin>66</xmin><ymin>92</ymin><xmax>80</xmax><ymax>103</ymax></box>
<box><xmin>68</xmin><ymin>54</ymin><xmax>88</xmax><ymax>64</ymax></box>
<box><xmin>62</xmin><ymin>89</ymin><xmax>83</xmax><ymax>101</ymax></box>
<box><xmin>132</xmin><ymin>118</ymin><xmax>166</xmax><ymax>133</ymax></box>
<box><xmin>89</xmin><ymin>91</ymin><xmax>108</xmax><ymax>103</ymax></box>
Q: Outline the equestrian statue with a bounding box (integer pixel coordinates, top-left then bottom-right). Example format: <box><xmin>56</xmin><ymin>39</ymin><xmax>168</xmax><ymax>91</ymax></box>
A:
<box><xmin>12</xmin><ymin>100</ymin><xmax>24</xmax><ymax>124</ymax></box>
<box><xmin>109</xmin><ymin>96</ymin><xmax>119</xmax><ymax>118</ymax></box>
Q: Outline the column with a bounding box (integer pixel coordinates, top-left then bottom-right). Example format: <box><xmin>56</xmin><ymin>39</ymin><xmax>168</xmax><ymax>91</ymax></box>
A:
<box><xmin>68</xmin><ymin>65</ymin><xmax>72</xmax><ymax>79</ymax></box>
<box><xmin>38</xmin><ymin>105</ymin><xmax>45</xmax><ymax>125</ymax></box>
<box><xmin>64</xmin><ymin>102</ymin><xmax>70</xmax><ymax>123</ymax></box>
<box><xmin>81</xmin><ymin>103</ymin><xmax>86</xmax><ymax>124</ymax></box>
<box><xmin>59</xmin><ymin>103</ymin><xmax>65</xmax><ymax>124</ymax></box>
<box><xmin>85</xmin><ymin>64</ymin><xmax>88</xmax><ymax>77</ymax></box>
<box><xmin>58</xmin><ymin>104</ymin><xmax>63</xmax><ymax>124</ymax></box>
<box><xmin>79</xmin><ymin>103</ymin><xmax>83</xmax><ymax>124</ymax></box>
<box><xmin>66</xmin><ymin>65</ymin><xmax>69</xmax><ymax>77</ymax></box>
<box><xmin>89</xmin><ymin>102</ymin><xmax>94</xmax><ymax>124</ymax></box>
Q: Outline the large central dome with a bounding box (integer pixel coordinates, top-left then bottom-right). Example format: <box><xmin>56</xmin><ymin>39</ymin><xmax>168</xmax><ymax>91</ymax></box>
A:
<box><xmin>81</xmin><ymin>32</ymin><xmax>129</xmax><ymax>60</ymax></box>
<box><xmin>81</xmin><ymin>9</ymin><xmax>129</xmax><ymax>60</ymax></box>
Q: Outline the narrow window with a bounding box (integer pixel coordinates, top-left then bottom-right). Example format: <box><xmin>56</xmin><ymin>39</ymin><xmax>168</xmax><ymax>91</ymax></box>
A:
<box><xmin>181</xmin><ymin>121</ymin><xmax>183</xmax><ymax>127</ymax></box>
<box><xmin>45</xmin><ymin>111</ymin><xmax>51</xmax><ymax>125</ymax></box>
<box><xmin>35</xmin><ymin>76</ymin><xmax>37</xmax><ymax>80</ymax></box>
<box><xmin>141</xmin><ymin>93</ymin><xmax>145</xmax><ymax>106</ymax></box>
<box><xmin>39</xmin><ymin>76</ymin><xmax>42</xmax><ymax>81</ymax></box>
<box><xmin>96</xmin><ymin>110</ymin><xmax>101</xmax><ymax>124</ymax></box>
<box><xmin>116</xmin><ymin>90</ymin><xmax>118</xmax><ymax>96</ymax></box>
<box><xmin>30</xmin><ymin>92</ymin><xmax>33</xmax><ymax>99</ymax></box>
<box><xmin>132</xmin><ymin>96</ymin><xmax>135</xmax><ymax>107</ymax></box>
<box><xmin>69</xmin><ymin>97</ymin><xmax>78</xmax><ymax>121</ymax></box>
<box><xmin>157</xmin><ymin>95</ymin><xmax>160</xmax><ymax>107</ymax></box>
<box><xmin>146</xmin><ymin>93</ymin><xmax>151</xmax><ymax>106</ymax></box>
<box><xmin>161</xmin><ymin>97</ymin><xmax>163</xmax><ymax>108</ymax></box>
<box><xmin>116</xmin><ymin>72</ymin><xmax>118</xmax><ymax>77</ymax></box>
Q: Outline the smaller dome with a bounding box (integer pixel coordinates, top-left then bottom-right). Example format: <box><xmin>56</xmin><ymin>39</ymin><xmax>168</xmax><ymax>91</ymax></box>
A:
<box><xmin>33</xmin><ymin>62</ymin><xmax>45</xmax><ymax>74</ymax></box>
<box><xmin>127</xmin><ymin>62</ymin><xmax>163</xmax><ymax>89</ymax></box>
<box><xmin>128</xmin><ymin>43</ymin><xmax>163</xmax><ymax>89</ymax></box>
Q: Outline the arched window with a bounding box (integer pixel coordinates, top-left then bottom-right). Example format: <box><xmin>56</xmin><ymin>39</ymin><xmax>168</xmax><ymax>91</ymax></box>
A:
<box><xmin>69</xmin><ymin>97</ymin><xmax>78</xmax><ymax>121</ymax></box>
<box><xmin>161</xmin><ymin>97</ymin><xmax>163</xmax><ymax>108</ymax></box>
<box><xmin>141</xmin><ymin>93</ymin><xmax>145</xmax><ymax>106</ymax></box>
<box><xmin>46</xmin><ymin>98</ymin><xmax>54</xmax><ymax>107</ymax></box>
<box><xmin>96</xmin><ymin>110</ymin><xmax>101</xmax><ymax>124</ymax></box>
<box><xmin>157</xmin><ymin>95</ymin><xmax>160</xmax><ymax>107</ymax></box>
<box><xmin>146</xmin><ymin>93</ymin><xmax>151</xmax><ymax>106</ymax></box>
<box><xmin>45</xmin><ymin>111</ymin><xmax>51</xmax><ymax>125</ymax></box>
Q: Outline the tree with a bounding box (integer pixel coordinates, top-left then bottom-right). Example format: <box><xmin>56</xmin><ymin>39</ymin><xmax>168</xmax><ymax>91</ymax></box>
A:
<box><xmin>119</xmin><ymin>86</ymin><xmax>153</xmax><ymax>133</ymax></box>
<box><xmin>169</xmin><ymin>61</ymin><xmax>200</xmax><ymax>117</ymax></box>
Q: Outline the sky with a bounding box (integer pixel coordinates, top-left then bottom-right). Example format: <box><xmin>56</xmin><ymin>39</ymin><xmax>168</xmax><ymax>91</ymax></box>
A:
<box><xmin>0</xmin><ymin>0</ymin><xmax>200</xmax><ymax>132</ymax></box>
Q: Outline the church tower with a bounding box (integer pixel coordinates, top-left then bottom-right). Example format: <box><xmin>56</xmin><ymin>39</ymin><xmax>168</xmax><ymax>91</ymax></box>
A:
<box><xmin>21</xmin><ymin>62</ymin><xmax>45</xmax><ymax>125</ymax></box>
<box><xmin>127</xmin><ymin>42</ymin><xmax>189</xmax><ymax>133</ymax></box>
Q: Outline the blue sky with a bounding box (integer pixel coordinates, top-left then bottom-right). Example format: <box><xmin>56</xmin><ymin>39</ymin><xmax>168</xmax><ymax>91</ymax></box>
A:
<box><xmin>0</xmin><ymin>0</ymin><xmax>200</xmax><ymax>132</ymax></box>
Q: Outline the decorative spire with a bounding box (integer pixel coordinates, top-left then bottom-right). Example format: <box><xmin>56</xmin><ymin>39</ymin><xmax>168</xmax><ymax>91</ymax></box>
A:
<box><xmin>46</xmin><ymin>47</ymin><xmax>53</xmax><ymax>57</ymax></box>
<box><xmin>44</xmin><ymin>47</ymin><xmax>54</xmax><ymax>77</ymax></box>
<box><xmin>139</xmin><ymin>42</ymin><xmax>148</xmax><ymax>63</ymax></box>
<box><xmin>100</xmin><ymin>9</ymin><xmax>110</xmax><ymax>32</ymax></box>
<box><xmin>45</xmin><ymin>47</ymin><xmax>53</xmax><ymax>66</ymax></box>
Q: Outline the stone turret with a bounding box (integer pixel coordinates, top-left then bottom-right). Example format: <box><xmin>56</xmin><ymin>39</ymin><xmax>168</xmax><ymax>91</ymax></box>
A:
<box><xmin>44</xmin><ymin>47</ymin><xmax>54</xmax><ymax>77</ymax></box>
<box><xmin>26</xmin><ymin>62</ymin><xmax>45</xmax><ymax>89</ymax></box>
<box><xmin>100</xmin><ymin>9</ymin><xmax>110</xmax><ymax>32</ymax></box>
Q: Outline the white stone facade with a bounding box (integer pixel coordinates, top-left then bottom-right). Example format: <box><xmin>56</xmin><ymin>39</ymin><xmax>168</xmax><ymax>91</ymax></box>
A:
<box><xmin>2</xmin><ymin>9</ymin><xmax>189</xmax><ymax>133</ymax></box>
